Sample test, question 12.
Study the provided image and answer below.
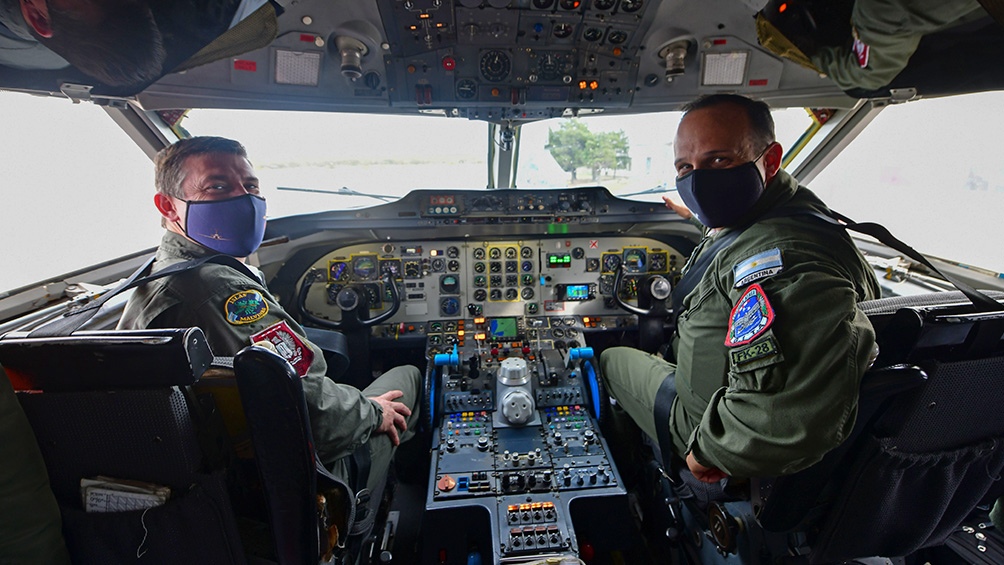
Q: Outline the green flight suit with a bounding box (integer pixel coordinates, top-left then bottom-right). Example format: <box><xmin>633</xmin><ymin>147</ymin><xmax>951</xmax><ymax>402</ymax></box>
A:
<box><xmin>0</xmin><ymin>370</ymin><xmax>70</xmax><ymax>565</ymax></box>
<box><xmin>601</xmin><ymin>170</ymin><xmax>881</xmax><ymax>478</ymax></box>
<box><xmin>118</xmin><ymin>231</ymin><xmax>421</xmax><ymax>496</ymax></box>
<box><xmin>809</xmin><ymin>0</ymin><xmax>985</xmax><ymax>91</ymax></box>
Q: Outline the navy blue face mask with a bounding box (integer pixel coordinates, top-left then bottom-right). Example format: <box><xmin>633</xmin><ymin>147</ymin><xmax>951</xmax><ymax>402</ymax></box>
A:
<box><xmin>675</xmin><ymin>160</ymin><xmax>766</xmax><ymax>228</ymax></box>
<box><xmin>183</xmin><ymin>194</ymin><xmax>267</xmax><ymax>257</ymax></box>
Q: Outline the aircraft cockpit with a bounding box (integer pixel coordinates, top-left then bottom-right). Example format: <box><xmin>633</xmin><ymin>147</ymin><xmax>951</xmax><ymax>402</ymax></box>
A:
<box><xmin>3</xmin><ymin>0</ymin><xmax>1004</xmax><ymax>564</ymax></box>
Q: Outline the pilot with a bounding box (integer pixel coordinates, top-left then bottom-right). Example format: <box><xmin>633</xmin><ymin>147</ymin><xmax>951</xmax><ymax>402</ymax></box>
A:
<box><xmin>117</xmin><ymin>136</ymin><xmax>421</xmax><ymax>518</ymax></box>
<box><xmin>0</xmin><ymin>0</ymin><xmax>165</xmax><ymax>87</ymax></box>
<box><xmin>600</xmin><ymin>94</ymin><xmax>881</xmax><ymax>495</ymax></box>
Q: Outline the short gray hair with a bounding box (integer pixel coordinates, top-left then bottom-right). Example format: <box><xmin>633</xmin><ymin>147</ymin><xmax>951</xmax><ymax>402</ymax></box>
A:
<box><xmin>154</xmin><ymin>137</ymin><xmax>249</xmax><ymax>198</ymax></box>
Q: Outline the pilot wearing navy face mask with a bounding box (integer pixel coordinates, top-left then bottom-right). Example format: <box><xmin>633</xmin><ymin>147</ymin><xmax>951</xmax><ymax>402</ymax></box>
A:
<box><xmin>119</xmin><ymin>137</ymin><xmax>422</xmax><ymax>523</ymax></box>
<box><xmin>600</xmin><ymin>94</ymin><xmax>880</xmax><ymax>502</ymax></box>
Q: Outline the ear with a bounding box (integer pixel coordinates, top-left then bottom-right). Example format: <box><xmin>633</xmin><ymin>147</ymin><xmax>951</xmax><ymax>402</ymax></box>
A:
<box><xmin>154</xmin><ymin>193</ymin><xmax>182</xmax><ymax>224</ymax></box>
<box><xmin>19</xmin><ymin>0</ymin><xmax>53</xmax><ymax>38</ymax></box>
<box><xmin>761</xmin><ymin>141</ymin><xmax>784</xmax><ymax>185</ymax></box>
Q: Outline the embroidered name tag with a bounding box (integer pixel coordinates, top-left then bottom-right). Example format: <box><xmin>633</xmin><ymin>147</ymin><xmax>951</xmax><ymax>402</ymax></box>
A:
<box><xmin>225</xmin><ymin>290</ymin><xmax>269</xmax><ymax>325</ymax></box>
<box><xmin>726</xmin><ymin>283</ymin><xmax>775</xmax><ymax>346</ymax></box>
<box><xmin>730</xmin><ymin>335</ymin><xmax>780</xmax><ymax>366</ymax></box>
<box><xmin>251</xmin><ymin>321</ymin><xmax>314</xmax><ymax>377</ymax></box>
<box><xmin>733</xmin><ymin>248</ymin><xmax>783</xmax><ymax>288</ymax></box>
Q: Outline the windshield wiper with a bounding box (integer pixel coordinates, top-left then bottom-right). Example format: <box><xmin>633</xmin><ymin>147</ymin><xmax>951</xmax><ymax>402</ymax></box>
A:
<box><xmin>277</xmin><ymin>186</ymin><xmax>397</xmax><ymax>203</ymax></box>
<box><xmin>619</xmin><ymin>183</ymin><xmax>677</xmax><ymax>198</ymax></box>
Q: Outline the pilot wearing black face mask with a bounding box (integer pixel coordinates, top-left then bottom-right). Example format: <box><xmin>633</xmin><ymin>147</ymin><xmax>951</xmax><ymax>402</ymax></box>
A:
<box><xmin>599</xmin><ymin>94</ymin><xmax>881</xmax><ymax>503</ymax></box>
<box><xmin>674</xmin><ymin>144</ymin><xmax>771</xmax><ymax>229</ymax></box>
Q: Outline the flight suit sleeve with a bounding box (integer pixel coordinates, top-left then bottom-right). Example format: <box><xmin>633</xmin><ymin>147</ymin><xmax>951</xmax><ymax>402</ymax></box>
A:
<box><xmin>688</xmin><ymin>248</ymin><xmax>877</xmax><ymax>477</ymax></box>
<box><xmin>809</xmin><ymin>0</ymin><xmax>982</xmax><ymax>92</ymax></box>
<box><xmin>152</xmin><ymin>268</ymin><xmax>384</xmax><ymax>466</ymax></box>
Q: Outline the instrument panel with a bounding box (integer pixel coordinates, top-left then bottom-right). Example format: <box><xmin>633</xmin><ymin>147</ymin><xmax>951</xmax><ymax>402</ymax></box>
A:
<box><xmin>300</xmin><ymin>236</ymin><xmax>684</xmax><ymax>327</ymax></box>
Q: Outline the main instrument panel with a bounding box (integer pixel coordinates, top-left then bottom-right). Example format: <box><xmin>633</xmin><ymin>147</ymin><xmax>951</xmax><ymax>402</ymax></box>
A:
<box><xmin>299</xmin><ymin>236</ymin><xmax>684</xmax><ymax>338</ymax></box>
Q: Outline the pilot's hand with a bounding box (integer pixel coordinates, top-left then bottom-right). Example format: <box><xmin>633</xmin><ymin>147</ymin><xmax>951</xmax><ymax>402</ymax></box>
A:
<box><xmin>662</xmin><ymin>196</ymin><xmax>693</xmax><ymax>220</ymax></box>
<box><xmin>686</xmin><ymin>451</ymin><xmax>728</xmax><ymax>483</ymax></box>
<box><xmin>370</xmin><ymin>390</ymin><xmax>412</xmax><ymax>446</ymax></box>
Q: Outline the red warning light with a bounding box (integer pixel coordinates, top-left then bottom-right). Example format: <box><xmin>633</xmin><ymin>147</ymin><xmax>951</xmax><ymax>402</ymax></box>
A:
<box><xmin>442</xmin><ymin>56</ymin><xmax>456</xmax><ymax>71</ymax></box>
<box><xmin>779</xmin><ymin>2</ymin><xmax>787</xmax><ymax>13</ymax></box>
<box><xmin>589</xmin><ymin>80</ymin><xmax>599</xmax><ymax>90</ymax></box>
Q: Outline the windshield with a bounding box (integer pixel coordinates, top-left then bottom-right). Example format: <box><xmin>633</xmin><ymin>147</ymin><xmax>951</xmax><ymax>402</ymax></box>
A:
<box><xmin>185</xmin><ymin>107</ymin><xmax>813</xmax><ymax>213</ymax></box>
<box><xmin>810</xmin><ymin>91</ymin><xmax>1004</xmax><ymax>275</ymax></box>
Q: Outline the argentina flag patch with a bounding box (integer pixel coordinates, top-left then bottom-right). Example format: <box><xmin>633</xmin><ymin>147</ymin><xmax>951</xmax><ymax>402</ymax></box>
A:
<box><xmin>733</xmin><ymin>248</ymin><xmax>783</xmax><ymax>288</ymax></box>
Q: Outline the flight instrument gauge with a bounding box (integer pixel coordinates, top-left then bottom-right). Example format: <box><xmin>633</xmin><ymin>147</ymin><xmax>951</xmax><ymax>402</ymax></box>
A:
<box><xmin>353</xmin><ymin>256</ymin><xmax>378</xmax><ymax>280</ymax></box>
<box><xmin>620</xmin><ymin>0</ymin><xmax>643</xmax><ymax>12</ymax></box>
<box><xmin>456</xmin><ymin>78</ymin><xmax>477</xmax><ymax>100</ymax></box>
<box><xmin>473</xmin><ymin>248</ymin><xmax>486</xmax><ymax>260</ymax></box>
<box><xmin>431</xmin><ymin>258</ymin><xmax>446</xmax><ymax>272</ymax></box>
<box><xmin>649</xmin><ymin>252</ymin><xmax>667</xmax><ymax>272</ymax></box>
<box><xmin>440</xmin><ymin>274</ymin><xmax>461</xmax><ymax>294</ymax></box>
<box><xmin>582</xmin><ymin>27</ymin><xmax>603</xmax><ymax>42</ymax></box>
<box><xmin>441</xmin><ymin>297</ymin><xmax>461</xmax><ymax>317</ymax></box>
<box><xmin>521</xmin><ymin>246</ymin><xmax>534</xmax><ymax>258</ymax></box>
<box><xmin>480</xmin><ymin>49</ymin><xmax>511</xmax><ymax>82</ymax></box>
<box><xmin>601</xmin><ymin>253</ymin><xmax>622</xmax><ymax>272</ymax></box>
<box><xmin>329</xmin><ymin>261</ymin><xmax>349</xmax><ymax>282</ymax></box>
<box><xmin>447</xmin><ymin>246</ymin><xmax>460</xmax><ymax>258</ymax></box>
<box><xmin>381</xmin><ymin>259</ymin><xmax>401</xmax><ymax>278</ymax></box>
<box><xmin>607</xmin><ymin>30</ymin><xmax>628</xmax><ymax>45</ymax></box>
<box><xmin>552</xmin><ymin>22</ymin><xmax>574</xmax><ymax>38</ymax></box>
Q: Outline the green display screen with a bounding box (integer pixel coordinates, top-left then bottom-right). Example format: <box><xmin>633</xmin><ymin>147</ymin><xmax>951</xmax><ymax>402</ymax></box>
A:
<box><xmin>489</xmin><ymin>317</ymin><xmax>518</xmax><ymax>338</ymax></box>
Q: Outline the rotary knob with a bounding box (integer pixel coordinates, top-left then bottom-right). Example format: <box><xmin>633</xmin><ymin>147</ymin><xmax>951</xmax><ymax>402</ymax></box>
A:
<box><xmin>498</xmin><ymin>357</ymin><xmax>530</xmax><ymax>386</ymax></box>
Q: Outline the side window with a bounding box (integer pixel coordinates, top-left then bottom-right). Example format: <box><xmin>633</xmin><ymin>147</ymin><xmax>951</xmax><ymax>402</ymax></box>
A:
<box><xmin>811</xmin><ymin>92</ymin><xmax>1004</xmax><ymax>275</ymax></box>
<box><xmin>0</xmin><ymin>93</ymin><xmax>162</xmax><ymax>292</ymax></box>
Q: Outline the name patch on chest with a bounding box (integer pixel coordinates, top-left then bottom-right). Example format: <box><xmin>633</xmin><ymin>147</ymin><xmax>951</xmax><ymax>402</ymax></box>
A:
<box><xmin>251</xmin><ymin>321</ymin><xmax>314</xmax><ymax>377</ymax></box>
<box><xmin>733</xmin><ymin>247</ymin><xmax>783</xmax><ymax>288</ymax></box>
<box><xmin>225</xmin><ymin>290</ymin><xmax>269</xmax><ymax>325</ymax></box>
<box><xmin>726</xmin><ymin>283</ymin><xmax>775</xmax><ymax>347</ymax></box>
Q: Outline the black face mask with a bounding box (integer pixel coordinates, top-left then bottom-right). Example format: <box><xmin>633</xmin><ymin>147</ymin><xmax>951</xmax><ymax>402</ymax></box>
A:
<box><xmin>675</xmin><ymin>160</ymin><xmax>766</xmax><ymax>228</ymax></box>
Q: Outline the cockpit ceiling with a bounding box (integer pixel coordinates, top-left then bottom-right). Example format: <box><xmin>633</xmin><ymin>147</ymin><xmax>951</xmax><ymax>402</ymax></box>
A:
<box><xmin>136</xmin><ymin>0</ymin><xmax>857</xmax><ymax>120</ymax></box>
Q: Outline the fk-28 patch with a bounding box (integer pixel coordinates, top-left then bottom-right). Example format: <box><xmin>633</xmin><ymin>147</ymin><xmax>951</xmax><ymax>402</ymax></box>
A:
<box><xmin>726</xmin><ymin>283</ymin><xmax>775</xmax><ymax>347</ymax></box>
<box><xmin>733</xmin><ymin>247</ymin><xmax>783</xmax><ymax>288</ymax></box>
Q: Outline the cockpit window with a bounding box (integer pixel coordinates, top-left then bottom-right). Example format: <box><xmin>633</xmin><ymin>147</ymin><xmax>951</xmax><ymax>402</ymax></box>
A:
<box><xmin>810</xmin><ymin>91</ymin><xmax>1004</xmax><ymax>275</ymax></box>
<box><xmin>0</xmin><ymin>92</ymin><xmax>160</xmax><ymax>293</ymax></box>
<box><xmin>184</xmin><ymin>107</ymin><xmax>813</xmax><ymax>212</ymax></box>
<box><xmin>184</xmin><ymin>109</ymin><xmax>490</xmax><ymax>216</ymax></box>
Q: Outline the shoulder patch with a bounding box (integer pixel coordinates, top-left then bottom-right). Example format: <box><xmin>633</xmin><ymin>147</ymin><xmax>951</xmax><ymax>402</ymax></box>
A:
<box><xmin>726</xmin><ymin>283</ymin><xmax>775</xmax><ymax>347</ymax></box>
<box><xmin>852</xmin><ymin>35</ymin><xmax>869</xmax><ymax>68</ymax></box>
<box><xmin>733</xmin><ymin>247</ymin><xmax>783</xmax><ymax>288</ymax></box>
<box><xmin>251</xmin><ymin>321</ymin><xmax>314</xmax><ymax>377</ymax></box>
<box><xmin>225</xmin><ymin>290</ymin><xmax>269</xmax><ymax>325</ymax></box>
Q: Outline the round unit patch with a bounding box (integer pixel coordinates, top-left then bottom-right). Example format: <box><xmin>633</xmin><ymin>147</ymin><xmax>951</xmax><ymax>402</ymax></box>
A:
<box><xmin>225</xmin><ymin>290</ymin><xmax>269</xmax><ymax>325</ymax></box>
<box><xmin>725</xmin><ymin>283</ymin><xmax>775</xmax><ymax>347</ymax></box>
